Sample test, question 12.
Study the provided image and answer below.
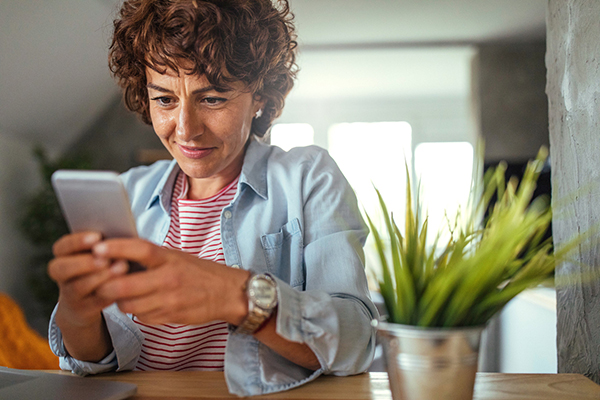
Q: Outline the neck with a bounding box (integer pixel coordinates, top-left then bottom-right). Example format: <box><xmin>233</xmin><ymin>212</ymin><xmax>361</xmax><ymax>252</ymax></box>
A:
<box><xmin>186</xmin><ymin>138</ymin><xmax>251</xmax><ymax>200</ymax></box>
<box><xmin>186</xmin><ymin>163</ymin><xmax>243</xmax><ymax>200</ymax></box>
<box><xmin>186</xmin><ymin>177</ymin><xmax>231</xmax><ymax>200</ymax></box>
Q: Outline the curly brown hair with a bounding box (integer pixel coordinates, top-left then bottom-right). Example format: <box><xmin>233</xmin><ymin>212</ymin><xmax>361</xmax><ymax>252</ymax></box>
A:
<box><xmin>109</xmin><ymin>0</ymin><xmax>298</xmax><ymax>137</ymax></box>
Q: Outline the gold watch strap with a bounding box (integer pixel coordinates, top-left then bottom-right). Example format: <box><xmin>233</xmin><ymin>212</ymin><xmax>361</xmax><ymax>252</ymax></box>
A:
<box><xmin>235</xmin><ymin>306</ymin><xmax>272</xmax><ymax>335</ymax></box>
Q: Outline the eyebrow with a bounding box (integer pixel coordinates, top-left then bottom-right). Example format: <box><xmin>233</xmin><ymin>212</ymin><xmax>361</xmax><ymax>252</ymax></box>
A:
<box><xmin>146</xmin><ymin>82</ymin><xmax>232</xmax><ymax>94</ymax></box>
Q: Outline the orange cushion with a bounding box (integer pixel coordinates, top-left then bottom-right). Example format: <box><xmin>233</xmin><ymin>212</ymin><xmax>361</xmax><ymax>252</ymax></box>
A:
<box><xmin>0</xmin><ymin>293</ymin><xmax>59</xmax><ymax>369</ymax></box>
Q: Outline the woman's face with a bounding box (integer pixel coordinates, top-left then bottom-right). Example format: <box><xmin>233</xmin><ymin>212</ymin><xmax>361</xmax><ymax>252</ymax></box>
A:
<box><xmin>146</xmin><ymin>66</ymin><xmax>262</xmax><ymax>198</ymax></box>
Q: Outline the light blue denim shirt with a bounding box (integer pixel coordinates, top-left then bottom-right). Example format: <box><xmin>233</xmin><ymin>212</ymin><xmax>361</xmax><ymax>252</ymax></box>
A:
<box><xmin>49</xmin><ymin>139</ymin><xmax>378</xmax><ymax>396</ymax></box>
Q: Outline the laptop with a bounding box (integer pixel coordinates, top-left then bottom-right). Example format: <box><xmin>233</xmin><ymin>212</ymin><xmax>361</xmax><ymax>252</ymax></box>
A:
<box><xmin>0</xmin><ymin>367</ymin><xmax>137</xmax><ymax>400</ymax></box>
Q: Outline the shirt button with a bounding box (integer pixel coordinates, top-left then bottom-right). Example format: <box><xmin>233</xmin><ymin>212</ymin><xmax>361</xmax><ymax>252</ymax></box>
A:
<box><xmin>224</xmin><ymin>210</ymin><xmax>232</xmax><ymax>219</ymax></box>
<box><xmin>231</xmin><ymin>264</ymin><xmax>240</xmax><ymax>269</ymax></box>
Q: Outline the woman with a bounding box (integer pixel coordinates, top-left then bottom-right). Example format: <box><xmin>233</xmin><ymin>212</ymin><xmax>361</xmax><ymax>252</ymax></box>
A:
<box><xmin>48</xmin><ymin>0</ymin><xmax>377</xmax><ymax>396</ymax></box>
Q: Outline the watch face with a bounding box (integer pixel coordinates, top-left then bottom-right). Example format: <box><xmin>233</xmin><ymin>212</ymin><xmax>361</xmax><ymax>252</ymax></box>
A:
<box><xmin>250</xmin><ymin>277</ymin><xmax>278</xmax><ymax>309</ymax></box>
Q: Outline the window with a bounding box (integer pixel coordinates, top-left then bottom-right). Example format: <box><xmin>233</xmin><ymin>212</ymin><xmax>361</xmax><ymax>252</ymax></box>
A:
<box><xmin>269</xmin><ymin>123</ymin><xmax>315</xmax><ymax>151</ymax></box>
<box><xmin>414</xmin><ymin>142</ymin><xmax>474</xmax><ymax>241</ymax></box>
<box><xmin>328</xmin><ymin>121</ymin><xmax>412</xmax><ymax>230</ymax></box>
<box><xmin>328</xmin><ymin>122</ymin><xmax>474</xmax><ymax>283</ymax></box>
<box><xmin>328</xmin><ymin>122</ymin><xmax>411</xmax><ymax>287</ymax></box>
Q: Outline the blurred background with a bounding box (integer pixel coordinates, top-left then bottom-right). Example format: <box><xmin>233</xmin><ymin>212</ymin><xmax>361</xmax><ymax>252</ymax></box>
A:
<box><xmin>0</xmin><ymin>0</ymin><xmax>552</xmax><ymax>373</ymax></box>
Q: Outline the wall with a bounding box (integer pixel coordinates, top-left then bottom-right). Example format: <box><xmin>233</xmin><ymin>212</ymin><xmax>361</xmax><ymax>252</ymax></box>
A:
<box><xmin>499</xmin><ymin>288</ymin><xmax>557</xmax><ymax>372</ymax></box>
<box><xmin>0</xmin><ymin>0</ymin><xmax>120</xmax><ymax>157</ymax></box>
<box><xmin>474</xmin><ymin>42</ymin><xmax>549</xmax><ymax>162</ymax></box>
<box><xmin>0</xmin><ymin>131</ymin><xmax>46</xmax><ymax>332</ymax></box>
<box><xmin>279</xmin><ymin>95</ymin><xmax>476</xmax><ymax>151</ymax></box>
<box><xmin>68</xmin><ymin>96</ymin><xmax>163</xmax><ymax>172</ymax></box>
<box><xmin>547</xmin><ymin>0</ymin><xmax>600</xmax><ymax>382</ymax></box>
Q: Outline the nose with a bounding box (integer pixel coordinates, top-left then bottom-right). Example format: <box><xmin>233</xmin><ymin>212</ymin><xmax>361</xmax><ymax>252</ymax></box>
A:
<box><xmin>176</xmin><ymin>101</ymin><xmax>203</xmax><ymax>141</ymax></box>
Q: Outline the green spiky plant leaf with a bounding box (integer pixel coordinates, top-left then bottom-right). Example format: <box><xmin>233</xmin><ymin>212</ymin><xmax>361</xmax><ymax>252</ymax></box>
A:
<box><xmin>368</xmin><ymin>146</ymin><xmax>577</xmax><ymax>327</ymax></box>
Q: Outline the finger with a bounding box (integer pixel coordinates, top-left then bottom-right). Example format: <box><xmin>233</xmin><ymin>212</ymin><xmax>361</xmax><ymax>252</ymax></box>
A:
<box><xmin>95</xmin><ymin>265</ymin><xmax>170</xmax><ymax>302</ymax></box>
<box><xmin>115</xmin><ymin>292</ymin><xmax>164</xmax><ymax>317</ymax></box>
<box><xmin>121</xmin><ymin>296</ymin><xmax>196</xmax><ymax>325</ymax></box>
<box><xmin>48</xmin><ymin>253</ymin><xmax>110</xmax><ymax>283</ymax></box>
<box><xmin>65</xmin><ymin>261</ymin><xmax>128</xmax><ymax>299</ymax></box>
<box><xmin>131</xmin><ymin>308</ymin><xmax>179</xmax><ymax>325</ymax></box>
<box><xmin>53</xmin><ymin>232</ymin><xmax>103</xmax><ymax>257</ymax></box>
<box><xmin>92</xmin><ymin>238</ymin><xmax>170</xmax><ymax>270</ymax></box>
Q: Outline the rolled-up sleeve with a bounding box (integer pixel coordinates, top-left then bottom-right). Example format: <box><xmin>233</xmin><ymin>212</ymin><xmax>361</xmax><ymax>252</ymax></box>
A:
<box><xmin>275</xmin><ymin>276</ymin><xmax>376</xmax><ymax>374</ymax></box>
<box><xmin>48</xmin><ymin>303</ymin><xmax>143</xmax><ymax>375</ymax></box>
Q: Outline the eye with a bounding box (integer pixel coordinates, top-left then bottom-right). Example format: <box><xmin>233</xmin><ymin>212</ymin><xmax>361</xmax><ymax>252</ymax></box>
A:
<box><xmin>150</xmin><ymin>96</ymin><xmax>174</xmax><ymax>107</ymax></box>
<box><xmin>202</xmin><ymin>97</ymin><xmax>227</xmax><ymax>106</ymax></box>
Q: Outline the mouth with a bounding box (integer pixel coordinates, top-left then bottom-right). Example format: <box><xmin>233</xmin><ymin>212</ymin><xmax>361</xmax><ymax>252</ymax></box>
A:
<box><xmin>177</xmin><ymin>144</ymin><xmax>215</xmax><ymax>159</ymax></box>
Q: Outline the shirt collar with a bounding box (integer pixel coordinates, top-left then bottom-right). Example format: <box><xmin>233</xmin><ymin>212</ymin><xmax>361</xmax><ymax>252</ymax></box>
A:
<box><xmin>239</xmin><ymin>139</ymin><xmax>269</xmax><ymax>200</ymax></box>
<box><xmin>146</xmin><ymin>159</ymin><xmax>181</xmax><ymax>212</ymax></box>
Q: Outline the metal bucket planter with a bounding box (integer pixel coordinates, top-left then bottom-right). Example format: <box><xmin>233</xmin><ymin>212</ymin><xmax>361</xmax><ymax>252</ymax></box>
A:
<box><xmin>377</xmin><ymin>322</ymin><xmax>484</xmax><ymax>400</ymax></box>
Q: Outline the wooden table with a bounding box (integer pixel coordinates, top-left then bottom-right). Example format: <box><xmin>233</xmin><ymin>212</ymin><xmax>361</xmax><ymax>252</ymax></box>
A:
<box><xmin>86</xmin><ymin>371</ymin><xmax>600</xmax><ymax>399</ymax></box>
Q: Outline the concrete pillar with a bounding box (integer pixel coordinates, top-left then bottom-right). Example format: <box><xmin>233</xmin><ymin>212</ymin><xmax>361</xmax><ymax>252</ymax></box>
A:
<box><xmin>547</xmin><ymin>0</ymin><xmax>600</xmax><ymax>382</ymax></box>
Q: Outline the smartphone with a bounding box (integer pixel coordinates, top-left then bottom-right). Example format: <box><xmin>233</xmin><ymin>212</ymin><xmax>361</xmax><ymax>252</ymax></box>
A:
<box><xmin>51</xmin><ymin>170</ymin><xmax>145</xmax><ymax>272</ymax></box>
<box><xmin>52</xmin><ymin>170</ymin><xmax>137</xmax><ymax>238</ymax></box>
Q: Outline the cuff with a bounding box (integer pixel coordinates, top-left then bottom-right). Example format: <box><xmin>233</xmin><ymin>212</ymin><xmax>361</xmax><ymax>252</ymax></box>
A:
<box><xmin>271</xmin><ymin>276</ymin><xmax>339</xmax><ymax>372</ymax></box>
<box><xmin>48</xmin><ymin>303</ymin><xmax>143</xmax><ymax>375</ymax></box>
<box><xmin>48</xmin><ymin>304</ymin><xmax>118</xmax><ymax>376</ymax></box>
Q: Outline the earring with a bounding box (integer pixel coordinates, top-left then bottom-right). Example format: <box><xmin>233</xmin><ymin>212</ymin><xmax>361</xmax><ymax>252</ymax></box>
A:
<box><xmin>255</xmin><ymin>109</ymin><xmax>263</xmax><ymax>119</ymax></box>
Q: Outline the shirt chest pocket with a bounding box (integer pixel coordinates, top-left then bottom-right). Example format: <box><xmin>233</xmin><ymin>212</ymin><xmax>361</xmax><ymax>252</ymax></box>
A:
<box><xmin>260</xmin><ymin>218</ymin><xmax>304</xmax><ymax>289</ymax></box>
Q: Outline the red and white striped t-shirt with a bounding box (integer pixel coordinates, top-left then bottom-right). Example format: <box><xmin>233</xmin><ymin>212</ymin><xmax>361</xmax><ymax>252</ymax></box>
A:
<box><xmin>133</xmin><ymin>171</ymin><xmax>239</xmax><ymax>371</ymax></box>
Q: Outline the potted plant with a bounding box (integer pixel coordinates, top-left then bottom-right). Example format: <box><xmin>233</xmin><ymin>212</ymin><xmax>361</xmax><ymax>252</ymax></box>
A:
<box><xmin>366</xmin><ymin>147</ymin><xmax>578</xmax><ymax>400</ymax></box>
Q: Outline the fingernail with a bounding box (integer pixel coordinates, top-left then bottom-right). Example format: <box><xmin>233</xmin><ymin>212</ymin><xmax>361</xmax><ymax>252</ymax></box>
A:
<box><xmin>84</xmin><ymin>232</ymin><xmax>102</xmax><ymax>245</ymax></box>
<box><xmin>111</xmin><ymin>260</ymin><xmax>128</xmax><ymax>275</ymax></box>
<box><xmin>94</xmin><ymin>242</ymin><xmax>108</xmax><ymax>256</ymax></box>
<box><xmin>94</xmin><ymin>257</ymin><xmax>108</xmax><ymax>269</ymax></box>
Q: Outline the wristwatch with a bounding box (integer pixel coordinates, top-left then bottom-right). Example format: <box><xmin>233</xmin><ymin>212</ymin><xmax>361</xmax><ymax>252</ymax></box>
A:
<box><xmin>235</xmin><ymin>273</ymin><xmax>278</xmax><ymax>335</ymax></box>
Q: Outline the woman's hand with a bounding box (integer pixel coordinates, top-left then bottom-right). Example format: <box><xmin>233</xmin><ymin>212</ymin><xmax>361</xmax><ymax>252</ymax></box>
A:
<box><xmin>87</xmin><ymin>237</ymin><xmax>320</xmax><ymax>370</ymax></box>
<box><xmin>92</xmin><ymin>238</ymin><xmax>250</xmax><ymax>326</ymax></box>
<box><xmin>48</xmin><ymin>231</ymin><xmax>127</xmax><ymax>361</ymax></box>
